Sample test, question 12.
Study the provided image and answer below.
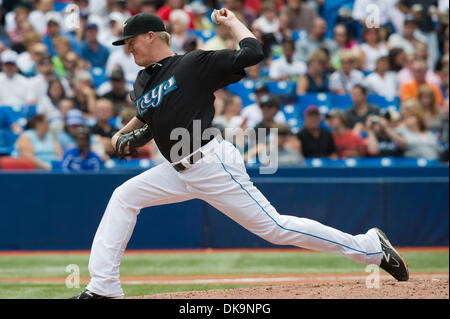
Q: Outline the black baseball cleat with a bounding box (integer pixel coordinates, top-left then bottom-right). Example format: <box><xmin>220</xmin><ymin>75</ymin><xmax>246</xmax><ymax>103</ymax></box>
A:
<box><xmin>372</xmin><ymin>227</ymin><xmax>409</xmax><ymax>281</ymax></box>
<box><xmin>70</xmin><ymin>289</ymin><xmax>120</xmax><ymax>299</ymax></box>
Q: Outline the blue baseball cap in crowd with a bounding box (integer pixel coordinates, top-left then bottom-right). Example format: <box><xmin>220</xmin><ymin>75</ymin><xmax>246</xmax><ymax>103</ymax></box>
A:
<box><xmin>66</xmin><ymin>109</ymin><xmax>84</xmax><ymax>126</ymax></box>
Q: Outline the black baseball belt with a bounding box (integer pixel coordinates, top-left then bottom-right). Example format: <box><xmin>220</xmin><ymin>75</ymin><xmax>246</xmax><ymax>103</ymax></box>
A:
<box><xmin>172</xmin><ymin>135</ymin><xmax>223</xmax><ymax>172</ymax></box>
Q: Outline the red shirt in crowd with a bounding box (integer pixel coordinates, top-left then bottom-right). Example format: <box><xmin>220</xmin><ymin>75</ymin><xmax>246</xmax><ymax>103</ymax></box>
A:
<box><xmin>333</xmin><ymin>130</ymin><xmax>366</xmax><ymax>158</ymax></box>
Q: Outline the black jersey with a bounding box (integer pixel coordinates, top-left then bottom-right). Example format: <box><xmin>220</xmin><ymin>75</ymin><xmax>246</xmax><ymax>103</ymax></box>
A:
<box><xmin>130</xmin><ymin>37</ymin><xmax>264</xmax><ymax>163</ymax></box>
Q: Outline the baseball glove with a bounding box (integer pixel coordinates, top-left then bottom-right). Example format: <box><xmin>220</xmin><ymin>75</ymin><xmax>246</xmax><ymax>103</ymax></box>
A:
<box><xmin>116</xmin><ymin>124</ymin><xmax>153</xmax><ymax>159</ymax></box>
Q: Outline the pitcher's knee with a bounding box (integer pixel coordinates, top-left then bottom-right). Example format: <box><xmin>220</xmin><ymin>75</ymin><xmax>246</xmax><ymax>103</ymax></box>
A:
<box><xmin>112</xmin><ymin>182</ymin><xmax>142</xmax><ymax>212</ymax></box>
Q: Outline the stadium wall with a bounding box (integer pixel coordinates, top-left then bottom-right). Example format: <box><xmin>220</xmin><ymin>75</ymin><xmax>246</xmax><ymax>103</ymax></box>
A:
<box><xmin>0</xmin><ymin>167</ymin><xmax>448</xmax><ymax>250</ymax></box>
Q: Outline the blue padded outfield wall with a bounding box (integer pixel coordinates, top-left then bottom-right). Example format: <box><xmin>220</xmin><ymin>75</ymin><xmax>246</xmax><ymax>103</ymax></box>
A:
<box><xmin>0</xmin><ymin>167</ymin><xmax>448</xmax><ymax>250</ymax></box>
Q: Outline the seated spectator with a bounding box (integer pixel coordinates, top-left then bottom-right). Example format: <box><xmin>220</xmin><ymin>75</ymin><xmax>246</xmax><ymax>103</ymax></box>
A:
<box><xmin>202</xmin><ymin>23</ymin><xmax>238</xmax><ymax>50</ymax></box>
<box><xmin>12</xmin><ymin>114</ymin><xmax>62</xmax><ymax>171</ymax></box>
<box><xmin>60</xmin><ymin>51</ymin><xmax>79</xmax><ymax>83</ymax></box>
<box><xmin>80</xmin><ymin>23</ymin><xmax>110</xmax><ymax>68</ymax></box>
<box><xmin>36</xmin><ymin>78</ymin><xmax>67</xmax><ymax>138</ymax></box>
<box><xmin>28</xmin><ymin>53</ymin><xmax>72</xmax><ymax>104</ymax></box>
<box><xmin>213</xmin><ymin>95</ymin><xmax>244</xmax><ymax>129</ymax></box>
<box><xmin>157</xmin><ymin>0</ymin><xmax>195</xmax><ymax>29</ymax></box>
<box><xmin>294</xmin><ymin>17</ymin><xmax>338</xmax><ymax>64</ymax></box>
<box><xmin>254</xmin><ymin>94</ymin><xmax>283</xmax><ymax>142</ymax></box>
<box><xmin>241</xmin><ymin>82</ymin><xmax>286</xmax><ymax>128</ymax></box>
<box><xmin>62</xmin><ymin>126</ymin><xmax>103</xmax><ymax>172</ymax></box>
<box><xmin>91</xmin><ymin>98</ymin><xmax>120</xmax><ymax>157</ymax></box>
<box><xmin>400</xmin><ymin>59</ymin><xmax>444</xmax><ymax>106</ymax></box>
<box><xmin>105</xmin><ymin>44</ymin><xmax>142</xmax><ymax>83</ymax></box>
<box><xmin>296</xmin><ymin>105</ymin><xmax>337</xmax><ymax>158</ymax></box>
<box><xmin>0</xmin><ymin>49</ymin><xmax>34</xmax><ymax>107</ymax></box>
<box><xmin>187</xmin><ymin>1</ymin><xmax>214</xmax><ymax>30</ymax></box>
<box><xmin>296</xmin><ymin>49</ymin><xmax>330</xmax><ymax>94</ymax></box>
<box><xmin>400</xmin><ymin>97</ymin><xmax>421</xmax><ymax>119</ymax></box>
<box><xmin>394</xmin><ymin>108</ymin><xmax>441</xmax><ymax>159</ymax></box>
<box><xmin>98</xmin><ymin>12</ymin><xmax>127</xmax><ymax>53</ymax></box>
<box><xmin>41</xmin><ymin>11</ymin><xmax>81</xmax><ymax>57</ymax></box>
<box><xmin>99</xmin><ymin>69</ymin><xmax>130</xmax><ymax>115</ymax></box>
<box><xmin>72</xmin><ymin>70</ymin><xmax>97</xmax><ymax>115</ymax></box>
<box><xmin>224</xmin><ymin>0</ymin><xmax>257</xmax><ymax>27</ymax></box>
<box><xmin>418</xmin><ymin>84</ymin><xmax>444</xmax><ymax>132</ymax></box>
<box><xmin>269</xmin><ymin>38</ymin><xmax>307</xmax><ymax>81</ymax></box>
<box><xmin>333</xmin><ymin>23</ymin><xmax>359</xmax><ymax>51</ymax></box>
<box><xmin>397</xmin><ymin>0</ymin><xmax>440</xmax><ymax>70</ymax></box>
<box><xmin>51</xmin><ymin>36</ymin><xmax>73</xmax><ymax>77</ymax></box>
<box><xmin>345</xmin><ymin>85</ymin><xmax>381</xmax><ymax>133</ymax></box>
<box><xmin>364</xmin><ymin>56</ymin><xmax>399</xmax><ymax>99</ymax></box>
<box><xmin>398</xmin><ymin>45</ymin><xmax>442</xmax><ymax>87</ymax></box>
<box><xmin>388</xmin><ymin>47</ymin><xmax>407</xmax><ymax>72</ymax></box>
<box><xmin>359</xmin><ymin>27</ymin><xmax>389</xmax><ymax>72</ymax></box>
<box><xmin>281</xmin><ymin>0</ymin><xmax>318</xmax><ymax>31</ymax></box>
<box><xmin>169</xmin><ymin>9</ymin><xmax>191</xmax><ymax>55</ymax></box>
<box><xmin>58</xmin><ymin>109</ymin><xmax>106</xmax><ymax>159</ymax></box>
<box><xmin>388</xmin><ymin>14</ymin><xmax>427</xmax><ymax>55</ymax></box>
<box><xmin>329</xmin><ymin>50</ymin><xmax>365</xmax><ymax>95</ymax></box>
<box><xmin>271</xmin><ymin>123</ymin><xmax>305</xmax><ymax>166</ymax></box>
<box><xmin>254</xmin><ymin>0</ymin><xmax>279</xmax><ymax>34</ymax></box>
<box><xmin>272</xmin><ymin>11</ymin><xmax>294</xmax><ymax>45</ymax></box>
<box><xmin>16</xmin><ymin>32</ymin><xmax>47</xmax><ymax>77</ymax></box>
<box><xmin>330</xmin><ymin>24</ymin><xmax>360</xmax><ymax>70</ymax></box>
<box><xmin>365</xmin><ymin>112</ymin><xmax>404</xmax><ymax>157</ymax></box>
<box><xmin>326</xmin><ymin>109</ymin><xmax>366</xmax><ymax>158</ymax></box>
<box><xmin>5</xmin><ymin>4</ymin><xmax>32</xmax><ymax>53</ymax></box>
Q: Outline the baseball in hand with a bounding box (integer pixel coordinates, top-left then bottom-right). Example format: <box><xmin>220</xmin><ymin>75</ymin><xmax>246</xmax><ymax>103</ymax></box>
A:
<box><xmin>211</xmin><ymin>10</ymin><xmax>220</xmax><ymax>25</ymax></box>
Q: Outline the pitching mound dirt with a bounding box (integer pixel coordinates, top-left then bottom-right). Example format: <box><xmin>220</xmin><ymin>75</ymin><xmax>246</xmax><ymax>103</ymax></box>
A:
<box><xmin>135</xmin><ymin>273</ymin><xmax>448</xmax><ymax>299</ymax></box>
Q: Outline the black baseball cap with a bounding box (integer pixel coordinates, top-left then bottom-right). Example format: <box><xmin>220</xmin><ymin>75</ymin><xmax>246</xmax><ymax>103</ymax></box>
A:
<box><xmin>112</xmin><ymin>13</ymin><xmax>166</xmax><ymax>46</ymax></box>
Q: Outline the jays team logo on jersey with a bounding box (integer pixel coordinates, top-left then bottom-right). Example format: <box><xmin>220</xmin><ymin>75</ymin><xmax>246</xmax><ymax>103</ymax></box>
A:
<box><xmin>134</xmin><ymin>76</ymin><xmax>178</xmax><ymax>116</ymax></box>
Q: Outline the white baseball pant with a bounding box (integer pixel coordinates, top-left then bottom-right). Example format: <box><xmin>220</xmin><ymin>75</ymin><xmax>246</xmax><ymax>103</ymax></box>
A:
<box><xmin>86</xmin><ymin>138</ymin><xmax>382</xmax><ymax>297</ymax></box>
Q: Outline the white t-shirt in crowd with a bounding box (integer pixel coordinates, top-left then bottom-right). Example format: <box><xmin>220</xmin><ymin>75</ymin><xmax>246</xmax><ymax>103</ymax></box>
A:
<box><xmin>0</xmin><ymin>73</ymin><xmax>34</xmax><ymax>107</ymax></box>
<box><xmin>241</xmin><ymin>103</ymin><xmax>287</xmax><ymax>129</ymax></box>
<box><xmin>254</xmin><ymin>16</ymin><xmax>280</xmax><ymax>34</ymax></box>
<box><xmin>364</xmin><ymin>71</ymin><xmax>399</xmax><ymax>99</ymax></box>
<box><xmin>269</xmin><ymin>56</ymin><xmax>307</xmax><ymax>80</ymax></box>
<box><xmin>329</xmin><ymin>69</ymin><xmax>366</xmax><ymax>94</ymax></box>
<box><xmin>106</xmin><ymin>48</ymin><xmax>142</xmax><ymax>83</ymax></box>
<box><xmin>360</xmin><ymin>42</ymin><xmax>389</xmax><ymax>71</ymax></box>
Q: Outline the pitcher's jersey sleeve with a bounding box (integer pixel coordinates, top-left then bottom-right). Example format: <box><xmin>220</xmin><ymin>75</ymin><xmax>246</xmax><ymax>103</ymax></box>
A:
<box><xmin>194</xmin><ymin>37</ymin><xmax>264</xmax><ymax>90</ymax></box>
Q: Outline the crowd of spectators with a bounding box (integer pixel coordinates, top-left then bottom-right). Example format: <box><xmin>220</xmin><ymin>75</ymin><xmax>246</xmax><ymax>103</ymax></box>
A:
<box><xmin>0</xmin><ymin>0</ymin><xmax>448</xmax><ymax>171</ymax></box>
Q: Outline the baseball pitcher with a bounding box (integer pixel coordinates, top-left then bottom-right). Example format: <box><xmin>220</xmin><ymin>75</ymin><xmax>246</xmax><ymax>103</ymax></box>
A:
<box><xmin>72</xmin><ymin>9</ymin><xmax>408</xmax><ymax>299</ymax></box>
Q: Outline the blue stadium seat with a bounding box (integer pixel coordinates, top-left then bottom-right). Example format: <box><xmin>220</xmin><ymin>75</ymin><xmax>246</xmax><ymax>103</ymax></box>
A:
<box><xmin>296</xmin><ymin>93</ymin><xmax>332</xmax><ymax>115</ymax></box>
<box><xmin>291</xmin><ymin>30</ymin><xmax>305</xmax><ymax>42</ymax></box>
<box><xmin>89</xmin><ymin>66</ymin><xmax>108</xmax><ymax>89</ymax></box>
<box><xmin>266</xmin><ymin>81</ymin><xmax>296</xmax><ymax>95</ymax></box>
<box><xmin>1</xmin><ymin>105</ymin><xmax>37</xmax><ymax>128</ymax></box>
<box><xmin>330</xmin><ymin>94</ymin><xmax>353</xmax><ymax>110</ymax></box>
<box><xmin>54</xmin><ymin>1</ymin><xmax>69</xmax><ymax>12</ymax></box>
<box><xmin>227</xmin><ymin>80</ymin><xmax>256</xmax><ymax>107</ymax></box>
<box><xmin>367</xmin><ymin>94</ymin><xmax>400</xmax><ymax>110</ymax></box>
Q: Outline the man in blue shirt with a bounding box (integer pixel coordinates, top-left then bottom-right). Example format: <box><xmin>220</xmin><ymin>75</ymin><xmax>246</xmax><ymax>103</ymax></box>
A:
<box><xmin>62</xmin><ymin>126</ymin><xmax>103</xmax><ymax>172</ymax></box>
<box><xmin>42</xmin><ymin>13</ymin><xmax>81</xmax><ymax>56</ymax></box>
<box><xmin>81</xmin><ymin>23</ymin><xmax>110</xmax><ymax>68</ymax></box>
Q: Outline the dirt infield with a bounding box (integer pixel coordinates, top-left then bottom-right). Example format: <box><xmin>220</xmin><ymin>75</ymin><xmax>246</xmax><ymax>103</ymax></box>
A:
<box><xmin>135</xmin><ymin>273</ymin><xmax>449</xmax><ymax>299</ymax></box>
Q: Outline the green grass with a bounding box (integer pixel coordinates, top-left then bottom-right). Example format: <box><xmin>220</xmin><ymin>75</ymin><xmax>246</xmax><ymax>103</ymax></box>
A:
<box><xmin>0</xmin><ymin>251</ymin><xmax>447</xmax><ymax>298</ymax></box>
